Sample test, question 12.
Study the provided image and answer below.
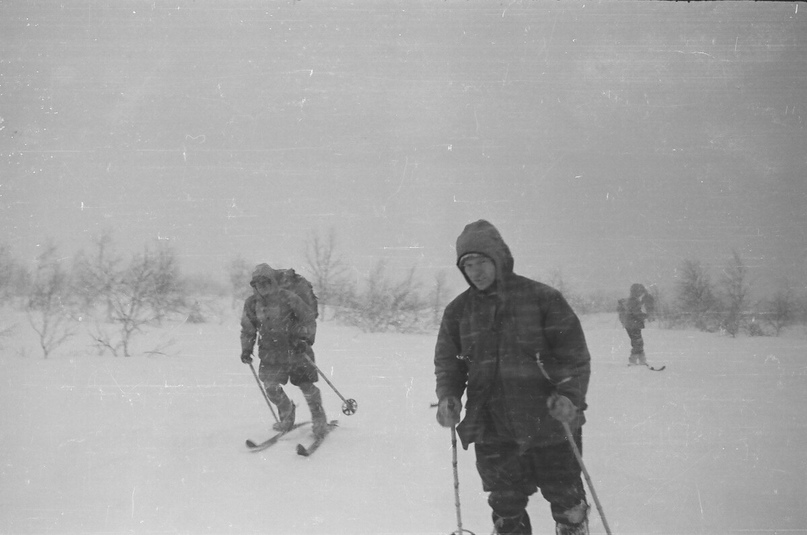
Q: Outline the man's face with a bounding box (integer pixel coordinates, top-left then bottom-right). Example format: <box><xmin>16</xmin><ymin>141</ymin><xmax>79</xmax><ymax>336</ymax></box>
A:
<box><xmin>462</xmin><ymin>256</ymin><xmax>496</xmax><ymax>291</ymax></box>
<box><xmin>253</xmin><ymin>277</ymin><xmax>277</xmax><ymax>297</ymax></box>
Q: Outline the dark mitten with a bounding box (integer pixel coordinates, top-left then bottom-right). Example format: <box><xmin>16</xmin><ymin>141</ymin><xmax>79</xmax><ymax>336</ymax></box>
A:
<box><xmin>547</xmin><ymin>393</ymin><xmax>577</xmax><ymax>423</ymax></box>
<box><xmin>436</xmin><ymin>396</ymin><xmax>462</xmax><ymax>427</ymax></box>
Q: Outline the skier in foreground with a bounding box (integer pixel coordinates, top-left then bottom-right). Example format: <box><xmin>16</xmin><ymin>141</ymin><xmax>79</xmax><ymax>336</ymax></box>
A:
<box><xmin>617</xmin><ymin>283</ymin><xmax>655</xmax><ymax>366</ymax></box>
<box><xmin>434</xmin><ymin>220</ymin><xmax>592</xmax><ymax>535</ymax></box>
<box><xmin>240</xmin><ymin>263</ymin><xmax>328</xmax><ymax>439</ymax></box>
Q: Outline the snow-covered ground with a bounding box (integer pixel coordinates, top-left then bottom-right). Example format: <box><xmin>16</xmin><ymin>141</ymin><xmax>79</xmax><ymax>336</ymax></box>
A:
<box><xmin>1</xmin><ymin>307</ymin><xmax>806</xmax><ymax>534</ymax></box>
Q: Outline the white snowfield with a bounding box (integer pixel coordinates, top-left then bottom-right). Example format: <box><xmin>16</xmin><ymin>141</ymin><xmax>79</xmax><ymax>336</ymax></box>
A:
<box><xmin>1</xmin><ymin>311</ymin><xmax>805</xmax><ymax>534</ymax></box>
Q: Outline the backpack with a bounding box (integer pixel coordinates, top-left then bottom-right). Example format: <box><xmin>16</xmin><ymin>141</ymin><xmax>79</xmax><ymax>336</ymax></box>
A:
<box><xmin>617</xmin><ymin>298</ymin><xmax>627</xmax><ymax>328</ymax></box>
<box><xmin>278</xmin><ymin>269</ymin><xmax>319</xmax><ymax>343</ymax></box>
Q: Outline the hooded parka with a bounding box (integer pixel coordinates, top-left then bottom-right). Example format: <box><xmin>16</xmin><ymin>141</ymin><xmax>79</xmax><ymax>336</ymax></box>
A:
<box><xmin>622</xmin><ymin>283</ymin><xmax>654</xmax><ymax>331</ymax></box>
<box><xmin>434</xmin><ymin>220</ymin><xmax>591</xmax><ymax>452</ymax></box>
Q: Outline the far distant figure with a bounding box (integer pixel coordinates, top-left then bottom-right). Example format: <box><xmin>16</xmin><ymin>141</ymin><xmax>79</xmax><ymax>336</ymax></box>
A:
<box><xmin>617</xmin><ymin>283</ymin><xmax>655</xmax><ymax>366</ymax></box>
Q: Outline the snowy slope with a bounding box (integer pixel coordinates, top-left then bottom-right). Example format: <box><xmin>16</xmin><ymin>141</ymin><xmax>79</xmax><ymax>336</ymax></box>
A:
<box><xmin>1</xmin><ymin>309</ymin><xmax>806</xmax><ymax>534</ymax></box>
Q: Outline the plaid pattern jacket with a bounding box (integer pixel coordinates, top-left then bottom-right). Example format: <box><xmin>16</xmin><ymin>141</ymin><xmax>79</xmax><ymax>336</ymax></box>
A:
<box><xmin>434</xmin><ymin>220</ymin><xmax>590</xmax><ymax>450</ymax></box>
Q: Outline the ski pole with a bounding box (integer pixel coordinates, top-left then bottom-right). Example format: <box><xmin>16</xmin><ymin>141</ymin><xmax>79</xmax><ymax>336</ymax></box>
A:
<box><xmin>247</xmin><ymin>360</ymin><xmax>279</xmax><ymax>424</ymax></box>
<box><xmin>299</xmin><ymin>350</ymin><xmax>358</xmax><ymax>416</ymax></box>
<box><xmin>561</xmin><ymin>420</ymin><xmax>612</xmax><ymax>535</ymax></box>
<box><xmin>429</xmin><ymin>402</ymin><xmax>474</xmax><ymax>535</ymax></box>
<box><xmin>535</xmin><ymin>358</ymin><xmax>612</xmax><ymax>535</ymax></box>
<box><xmin>449</xmin><ymin>424</ymin><xmax>475</xmax><ymax>535</ymax></box>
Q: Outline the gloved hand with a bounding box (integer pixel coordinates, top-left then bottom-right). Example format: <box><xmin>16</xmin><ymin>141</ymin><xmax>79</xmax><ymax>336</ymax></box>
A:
<box><xmin>547</xmin><ymin>393</ymin><xmax>577</xmax><ymax>423</ymax></box>
<box><xmin>292</xmin><ymin>338</ymin><xmax>309</xmax><ymax>353</ymax></box>
<box><xmin>240</xmin><ymin>351</ymin><xmax>253</xmax><ymax>364</ymax></box>
<box><xmin>436</xmin><ymin>396</ymin><xmax>462</xmax><ymax>428</ymax></box>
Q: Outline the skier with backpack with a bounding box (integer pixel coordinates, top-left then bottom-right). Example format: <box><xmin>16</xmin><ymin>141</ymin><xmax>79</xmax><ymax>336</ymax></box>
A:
<box><xmin>239</xmin><ymin>263</ymin><xmax>329</xmax><ymax>439</ymax></box>
<box><xmin>617</xmin><ymin>283</ymin><xmax>655</xmax><ymax>366</ymax></box>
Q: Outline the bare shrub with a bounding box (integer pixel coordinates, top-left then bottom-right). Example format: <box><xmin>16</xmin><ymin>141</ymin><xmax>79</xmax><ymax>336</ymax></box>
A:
<box><xmin>718</xmin><ymin>250</ymin><xmax>751</xmax><ymax>337</ymax></box>
<box><xmin>226</xmin><ymin>255</ymin><xmax>253</xmax><ymax>308</ymax></box>
<box><xmin>649</xmin><ymin>287</ymin><xmax>687</xmax><ymax>329</ymax></box>
<box><xmin>675</xmin><ymin>258</ymin><xmax>719</xmax><ymax>331</ymax></box>
<box><xmin>764</xmin><ymin>281</ymin><xmax>798</xmax><ymax>336</ymax></box>
<box><xmin>0</xmin><ymin>323</ymin><xmax>14</xmax><ymax>350</ymax></box>
<box><xmin>181</xmin><ymin>274</ymin><xmax>230</xmax><ymax>324</ymax></box>
<box><xmin>746</xmin><ymin>317</ymin><xmax>767</xmax><ymax>337</ymax></box>
<box><xmin>72</xmin><ymin>231</ymin><xmax>121</xmax><ymax>319</ymax></box>
<box><xmin>304</xmin><ymin>228</ymin><xmax>351</xmax><ymax>318</ymax></box>
<box><xmin>186</xmin><ymin>301</ymin><xmax>206</xmax><ymax>324</ymax></box>
<box><xmin>145</xmin><ymin>244</ymin><xmax>187</xmax><ymax>325</ymax></box>
<box><xmin>339</xmin><ymin>261</ymin><xmax>428</xmax><ymax>333</ymax></box>
<box><xmin>430</xmin><ymin>270</ymin><xmax>450</xmax><ymax>327</ymax></box>
<box><xmin>0</xmin><ymin>244</ymin><xmax>30</xmax><ymax>305</ymax></box>
<box><xmin>91</xmin><ymin>246</ymin><xmax>182</xmax><ymax>357</ymax></box>
<box><xmin>26</xmin><ymin>243</ymin><xmax>77</xmax><ymax>359</ymax></box>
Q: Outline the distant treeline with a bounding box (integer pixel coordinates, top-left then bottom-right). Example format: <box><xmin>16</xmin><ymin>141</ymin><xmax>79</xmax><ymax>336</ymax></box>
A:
<box><xmin>2</xmin><ymin>232</ymin><xmax>805</xmax><ymax>359</ymax></box>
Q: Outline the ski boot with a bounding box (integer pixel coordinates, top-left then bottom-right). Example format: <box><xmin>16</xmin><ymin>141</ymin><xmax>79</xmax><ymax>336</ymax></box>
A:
<box><xmin>629</xmin><ymin>352</ymin><xmax>647</xmax><ymax>366</ymax></box>
<box><xmin>307</xmin><ymin>391</ymin><xmax>329</xmax><ymax>439</ymax></box>
<box><xmin>555</xmin><ymin>500</ymin><xmax>588</xmax><ymax>535</ymax></box>
<box><xmin>273</xmin><ymin>402</ymin><xmax>296</xmax><ymax>432</ymax></box>
<box><xmin>556</xmin><ymin>519</ymin><xmax>588</xmax><ymax>535</ymax></box>
<box><xmin>492</xmin><ymin>511</ymin><xmax>531</xmax><ymax>535</ymax></box>
<box><xmin>310</xmin><ymin>401</ymin><xmax>328</xmax><ymax>439</ymax></box>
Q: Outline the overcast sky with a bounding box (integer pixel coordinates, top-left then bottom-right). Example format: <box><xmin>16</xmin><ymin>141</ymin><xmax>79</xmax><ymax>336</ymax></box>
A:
<box><xmin>2</xmin><ymin>1</ymin><xmax>805</xmax><ymax>297</ymax></box>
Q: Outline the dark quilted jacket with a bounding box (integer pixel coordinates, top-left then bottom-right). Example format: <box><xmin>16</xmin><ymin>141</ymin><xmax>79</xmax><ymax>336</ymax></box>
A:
<box><xmin>434</xmin><ymin>220</ymin><xmax>591</xmax><ymax>451</ymax></box>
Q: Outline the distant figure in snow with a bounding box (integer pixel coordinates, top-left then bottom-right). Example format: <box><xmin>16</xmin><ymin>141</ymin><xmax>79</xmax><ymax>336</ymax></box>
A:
<box><xmin>239</xmin><ymin>263</ymin><xmax>328</xmax><ymax>438</ymax></box>
<box><xmin>617</xmin><ymin>283</ymin><xmax>655</xmax><ymax>366</ymax></box>
<box><xmin>434</xmin><ymin>220</ymin><xmax>592</xmax><ymax>535</ymax></box>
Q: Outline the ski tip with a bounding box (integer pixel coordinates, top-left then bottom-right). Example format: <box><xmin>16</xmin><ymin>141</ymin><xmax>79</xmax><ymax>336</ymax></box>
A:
<box><xmin>627</xmin><ymin>363</ymin><xmax>666</xmax><ymax>371</ymax></box>
<box><xmin>296</xmin><ymin>444</ymin><xmax>310</xmax><ymax>457</ymax></box>
<box><xmin>246</xmin><ymin>440</ymin><xmax>257</xmax><ymax>448</ymax></box>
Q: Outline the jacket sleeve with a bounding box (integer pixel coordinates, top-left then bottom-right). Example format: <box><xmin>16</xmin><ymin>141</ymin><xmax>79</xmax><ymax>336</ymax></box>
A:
<box><xmin>541</xmin><ymin>291</ymin><xmax>591</xmax><ymax>411</ymax></box>
<box><xmin>434</xmin><ymin>298</ymin><xmax>468</xmax><ymax>402</ymax></box>
<box><xmin>240</xmin><ymin>297</ymin><xmax>259</xmax><ymax>356</ymax></box>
